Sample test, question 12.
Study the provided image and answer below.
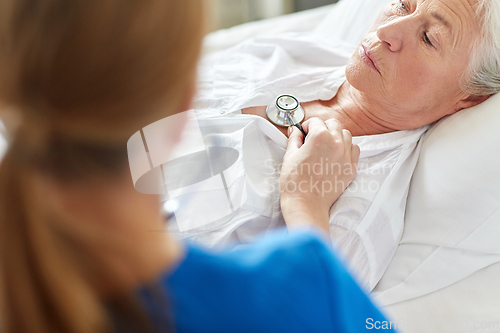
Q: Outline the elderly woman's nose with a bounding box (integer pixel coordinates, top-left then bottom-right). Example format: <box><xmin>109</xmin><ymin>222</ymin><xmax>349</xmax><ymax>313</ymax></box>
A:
<box><xmin>376</xmin><ymin>22</ymin><xmax>403</xmax><ymax>52</ymax></box>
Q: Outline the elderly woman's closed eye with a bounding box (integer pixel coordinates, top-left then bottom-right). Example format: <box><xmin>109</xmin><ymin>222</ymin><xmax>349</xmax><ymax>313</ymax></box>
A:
<box><xmin>243</xmin><ymin>0</ymin><xmax>493</xmax><ymax>137</ymax></box>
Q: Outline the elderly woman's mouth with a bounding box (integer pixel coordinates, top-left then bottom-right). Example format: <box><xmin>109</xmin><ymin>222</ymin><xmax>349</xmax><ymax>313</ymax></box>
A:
<box><xmin>360</xmin><ymin>44</ymin><xmax>381</xmax><ymax>74</ymax></box>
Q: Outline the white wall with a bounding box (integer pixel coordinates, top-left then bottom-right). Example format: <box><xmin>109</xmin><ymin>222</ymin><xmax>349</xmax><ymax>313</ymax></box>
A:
<box><xmin>211</xmin><ymin>0</ymin><xmax>293</xmax><ymax>30</ymax></box>
<box><xmin>258</xmin><ymin>0</ymin><xmax>288</xmax><ymax>19</ymax></box>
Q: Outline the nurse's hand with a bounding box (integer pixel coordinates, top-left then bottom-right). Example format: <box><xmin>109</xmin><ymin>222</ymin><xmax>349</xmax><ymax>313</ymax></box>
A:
<box><xmin>280</xmin><ymin>118</ymin><xmax>360</xmax><ymax>235</ymax></box>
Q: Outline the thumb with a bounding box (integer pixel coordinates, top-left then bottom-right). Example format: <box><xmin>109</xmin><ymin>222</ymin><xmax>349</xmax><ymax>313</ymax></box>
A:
<box><xmin>287</xmin><ymin>126</ymin><xmax>303</xmax><ymax>152</ymax></box>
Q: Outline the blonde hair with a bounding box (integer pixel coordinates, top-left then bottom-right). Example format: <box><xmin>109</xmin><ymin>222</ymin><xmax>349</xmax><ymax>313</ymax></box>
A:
<box><xmin>0</xmin><ymin>0</ymin><xmax>205</xmax><ymax>332</ymax></box>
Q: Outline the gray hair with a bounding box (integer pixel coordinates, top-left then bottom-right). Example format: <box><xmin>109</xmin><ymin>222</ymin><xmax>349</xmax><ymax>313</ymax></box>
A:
<box><xmin>461</xmin><ymin>0</ymin><xmax>500</xmax><ymax>96</ymax></box>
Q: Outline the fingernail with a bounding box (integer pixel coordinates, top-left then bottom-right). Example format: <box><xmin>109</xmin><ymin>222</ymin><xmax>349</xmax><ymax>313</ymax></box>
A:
<box><xmin>288</xmin><ymin>127</ymin><xmax>293</xmax><ymax>135</ymax></box>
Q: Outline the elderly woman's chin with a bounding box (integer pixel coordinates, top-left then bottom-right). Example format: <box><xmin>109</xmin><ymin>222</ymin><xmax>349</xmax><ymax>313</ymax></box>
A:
<box><xmin>345</xmin><ymin>53</ymin><xmax>379</xmax><ymax>94</ymax></box>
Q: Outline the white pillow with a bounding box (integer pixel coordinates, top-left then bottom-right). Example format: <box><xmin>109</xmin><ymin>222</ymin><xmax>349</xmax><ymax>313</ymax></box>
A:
<box><xmin>314</xmin><ymin>0</ymin><xmax>392</xmax><ymax>46</ymax></box>
<box><xmin>373</xmin><ymin>92</ymin><xmax>500</xmax><ymax>304</ymax></box>
<box><xmin>203</xmin><ymin>0</ymin><xmax>392</xmax><ymax>55</ymax></box>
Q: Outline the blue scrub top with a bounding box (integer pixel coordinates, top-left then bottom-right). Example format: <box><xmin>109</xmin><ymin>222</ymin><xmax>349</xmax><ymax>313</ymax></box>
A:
<box><xmin>139</xmin><ymin>230</ymin><xmax>397</xmax><ymax>332</ymax></box>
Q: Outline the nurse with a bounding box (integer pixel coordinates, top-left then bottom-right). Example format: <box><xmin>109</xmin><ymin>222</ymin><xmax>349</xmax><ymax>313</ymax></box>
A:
<box><xmin>0</xmin><ymin>0</ymin><xmax>394</xmax><ymax>332</ymax></box>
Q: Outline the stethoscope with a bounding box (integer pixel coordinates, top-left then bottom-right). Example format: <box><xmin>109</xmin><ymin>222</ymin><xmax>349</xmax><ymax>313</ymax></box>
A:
<box><xmin>266</xmin><ymin>94</ymin><xmax>307</xmax><ymax>137</ymax></box>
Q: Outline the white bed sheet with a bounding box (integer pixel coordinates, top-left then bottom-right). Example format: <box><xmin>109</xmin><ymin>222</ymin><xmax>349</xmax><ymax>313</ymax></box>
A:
<box><xmin>381</xmin><ymin>262</ymin><xmax>500</xmax><ymax>333</ymax></box>
<box><xmin>203</xmin><ymin>4</ymin><xmax>334</xmax><ymax>55</ymax></box>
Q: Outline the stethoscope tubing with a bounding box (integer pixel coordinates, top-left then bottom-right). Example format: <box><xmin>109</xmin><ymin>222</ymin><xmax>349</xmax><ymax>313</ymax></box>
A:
<box><xmin>286</xmin><ymin>112</ymin><xmax>307</xmax><ymax>138</ymax></box>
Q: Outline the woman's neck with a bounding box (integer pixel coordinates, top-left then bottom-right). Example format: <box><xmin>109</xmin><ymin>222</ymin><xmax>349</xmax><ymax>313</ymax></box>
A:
<box><xmin>242</xmin><ymin>81</ymin><xmax>402</xmax><ymax>137</ymax></box>
<box><xmin>302</xmin><ymin>82</ymin><xmax>398</xmax><ymax>137</ymax></box>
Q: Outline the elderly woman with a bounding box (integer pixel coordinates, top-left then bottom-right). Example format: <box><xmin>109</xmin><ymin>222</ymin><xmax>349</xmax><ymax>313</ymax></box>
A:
<box><xmin>173</xmin><ymin>0</ymin><xmax>500</xmax><ymax>290</ymax></box>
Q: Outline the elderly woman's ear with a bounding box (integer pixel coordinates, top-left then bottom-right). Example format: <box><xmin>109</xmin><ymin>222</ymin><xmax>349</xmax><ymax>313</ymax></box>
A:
<box><xmin>453</xmin><ymin>94</ymin><xmax>490</xmax><ymax>114</ymax></box>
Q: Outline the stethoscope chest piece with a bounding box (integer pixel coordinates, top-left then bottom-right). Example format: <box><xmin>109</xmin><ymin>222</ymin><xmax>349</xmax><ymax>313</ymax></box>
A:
<box><xmin>266</xmin><ymin>94</ymin><xmax>305</xmax><ymax>127</ymax></box>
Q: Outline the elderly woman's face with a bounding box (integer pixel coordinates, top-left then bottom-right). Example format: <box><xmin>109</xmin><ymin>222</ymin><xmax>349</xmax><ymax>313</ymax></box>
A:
<box><xmin>346</xmin><ymin>0</ymin><xmax>483</xmax><ymax>127</ymax></box>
